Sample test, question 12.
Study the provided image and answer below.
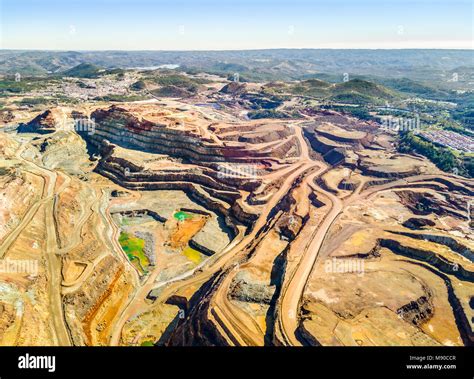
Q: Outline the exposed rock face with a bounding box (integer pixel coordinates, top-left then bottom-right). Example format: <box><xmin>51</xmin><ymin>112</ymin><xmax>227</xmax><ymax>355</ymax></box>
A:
<box><xmin>88</xmin><ymin>106</ymin><xmax>261</xmax><ymax>163</ymax></box>
<box><xmin>0</xmin><ymin>110</ymin><xmax>14</xmax><ymax>123</ymax></box>
<box><xmin>112</xmin><ymin>209</ymin><xmax>167</xmax><ymax>223</ymax></box>
<box><xmin>19</xmin><ymin>109</ymin><xmax>71</xmax><ymax>134</ymax></box>
<box><xmin>229</xmin><ymin>278</ymin><xmax>276</xmax><ymax>304</ymax></box>
<box><xmin>397</xmin><ymin>296</ymin><xmax>434</xmax><ymax>326</ymax></box>
<box><xmin>165</xmin><ymin>272</ymin><xmax>231</xmax><ymax>346</ymax></box>
<box><xmin>388</xmin><ymin>231</ymin><xmax>474</xmax><ymax>262</ymax></box>
<box><xmin>397</xmin><ymin>190</ymin><xmax>467</xmax><ymax>219</ymax></box>
<box><xmin>303</xmin><ymin>127</ymin><xmax>349</xmax><ymax>165</ymax></box>
<box><xmin>402</xmin><ymin>217</ymin><xmax>436</xmax><ymax>230</ymax></box>
<box><xmin>379</xmin><ymin>239</ymin><xmax>474</xmax><ymax>282</ymax></box>
<box><xmin>220</xmin><ymin>82</ymin><xmax>247</xmax><ymax>96</ymax></box>
<box><xmin>277</xmin><ymin>214</ymin><xmax>303</xmax><ymax>240</ymax></box>
<box><xmin>110</xmin><ymin>189</ymin><xmax>130</xmax><ymax>198</ymax></box>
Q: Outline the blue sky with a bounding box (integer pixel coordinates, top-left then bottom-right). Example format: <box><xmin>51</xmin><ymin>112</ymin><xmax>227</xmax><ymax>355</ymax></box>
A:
<box><xmin>0</xmin><ymin>0</ymin><xmax>472</xmax><ymax>50</ymax></box>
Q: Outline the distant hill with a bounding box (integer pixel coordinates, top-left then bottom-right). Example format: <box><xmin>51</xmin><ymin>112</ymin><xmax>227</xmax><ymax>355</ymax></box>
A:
<box><xmin>264</xmin><ymin>78</ymin><xmax>400</xmax><ymax>105</ymax></box>
<box><xmin>377</xmin><ymin>77</ymin><xmax>450</xmax><ymax>99</ymax></box>
<box><xmin>63</xmin><ymin>63</ymin><xmax>104</xmax><ymax>78</ymax></box>
<box><xmin>331</xmin><ymin>79</ymin><xmax>399</xmax><ymax>104</ymax></box>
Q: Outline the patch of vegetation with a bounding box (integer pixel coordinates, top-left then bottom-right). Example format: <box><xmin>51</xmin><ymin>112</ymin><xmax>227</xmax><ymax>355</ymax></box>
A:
<box><xmin>266</xmin><ymin>78</ymin><xmax>399</xmax><ymax>105</ymax></box>
<box><xmin>451</xmin><ymin>93</ymin><xmax>474</xmax><ymax>131</ymax></box>
<box><xmin>151</xmin><ymin>74</ymin><xmax>200</xmax><ymax>92</ymax></box>
<box><xmin>150</xmin><ymin>86</ymin><xmax>194</xmax><ymax>98</ymax></box>
<box><xmin>119</xmin><ymin>232</ymin><xmax>149</xmax><ymax>269</ymax></box>
<box><xmin>130</xmin><ymin>80</ymin><xmax>147</xmax><ymax>91</ymax></box>
<box><xmin>247</xmin><ymin>109</ymin><xmax>297</xmax><ymax>119</ymax></box>
<box><xmin>94</xmin><ymin>94</ymin><xmax>150</xmax><ymax>102</ymax></box>
<box><xmin>378</xmin><ymin>77</ymin><xmax>448</xmax><ymax>99</ymax></box>
<box><xmin>399</xmin><ymin>132</ymin><xmax>472</xmax><ymax>177</ymax></box>
<box><xmin>328</xmin><ymin>92</ymin><xmax>375</xmax><ymax>105</ymax></box>
<box><xmin>63</xmin><ymin>63</ymin><xmax>104</xmax><ymax>78</ymax></box>
<box><xmin>14</xmin><ymin>97</ymin><xmax>53</xmax><ymax>106</ymax></box>
<box><xmin>331</xmin><ymin>79</ymin><xmax>399</xmax><ymax>104</ymax></box>
<box><xmin>140</xmin><ymin>341</ymin><xmax>154</xmax><ymax>347</ymax></box>
<box><xmin>0</xmin><ymin>78</ymin><xmax>48</xmax><ymax>94</ymax></box>
<box><xmin>144</xmin><ymin>73</ymin><xmax>211</xmax><ymax>97</ymax></box>
<box><xmin>107</xmin><ymin>68</ymin><xmax>126</xmax><ymax>77</ymax></box>
<box><xmin>286</xmin><ymin>79</ymin><xmax>331</xmax><ymax>98</ymax></box>
<box><xmin>321</xmin><ymin>105</ymin><xmax>376</xmax><ymax>121</ymax></box>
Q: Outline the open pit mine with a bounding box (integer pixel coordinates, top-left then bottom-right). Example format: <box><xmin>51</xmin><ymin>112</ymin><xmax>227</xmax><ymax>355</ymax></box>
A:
<box><xmin>0</xmin><ymin>94</ymin><xmax>473</xmax><ymax>347</ymax></box>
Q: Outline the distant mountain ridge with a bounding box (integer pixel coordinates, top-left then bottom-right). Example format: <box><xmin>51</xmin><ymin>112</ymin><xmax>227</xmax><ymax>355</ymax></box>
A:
<box><xmin>0</xmin><ymin>49</ymin><xmax>472</xmax><ymax>91</ymax></box>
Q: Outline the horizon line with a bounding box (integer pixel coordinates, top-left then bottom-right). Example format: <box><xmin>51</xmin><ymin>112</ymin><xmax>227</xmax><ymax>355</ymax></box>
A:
<box><xmin>1</xmin><ymin>47</ymin><xmax>473</xmax><ymax>52</ymax></box>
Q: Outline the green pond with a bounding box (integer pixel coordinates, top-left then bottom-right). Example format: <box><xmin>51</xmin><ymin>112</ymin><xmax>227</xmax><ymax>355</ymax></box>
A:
<box><xmin>173</xmin><ymin>211</ymin><xmax>192</xmax><ymax>222</ymax></box>
<box><xmin>119</xmin><ymin>232</ymin><xmax>149</xmax><ymax>270</ymax></box>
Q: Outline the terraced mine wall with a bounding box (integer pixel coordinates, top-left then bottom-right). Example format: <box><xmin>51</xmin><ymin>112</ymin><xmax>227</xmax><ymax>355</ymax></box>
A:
<box><xmin>111</xmin><ymin>209</ymin><xmax>167</xmax><ymax>223</ymax></box>
<box><xmin>303</xmin><ymin>128</ymin><xmax>334</xmax><ymax>155</ymax></box>
<box><xmin>359</xmin><ymin>164</ymin><xmax>421</xmax><ymax>179</ymax></box>
<box><xmin>202</xmin><ymin>187</ymin><xmax>242</xmax><ymax>205</ymax></box>
<box><xmin>430</xmin><ymin>177</ymin><xmax>474</xmax><ymax>196</ymax></box>
<box><xmin>396</xmin><ymin>190</ymin><xmax>467</xmax><ymax>220</ymax></box>
<box><xmin>379</xmin><ymin>239</ymin><xmax>474</xmax><ymax>283</ymax></box>
<box><xmin>100</xmin><ymin>151</ymin><xmax>261</xmax><ymax>193</ymax></box>
<box><xmin>407</xmin><ymin>261</ymin><xmax>473</xmax><ymax>346</ymax></box>
<box><xmin>164</xmin><ymin>271</ymin><xmax>232</xmax><ymax>346</ymax></box>
<box><xmin>388</xmin><ymin>231</ymin><xmax>474</xmax><ymax>262</ymax></box>
<box><xmin>338</xmin><ymin>179</ymin><xmax>358</xmax><ymax>191</ymax></box>
<box><xmin>91</xmin><ymin>138</ymin><xmax>262</xmax><ymax>232</ymax></box>
<box><xmin>303</xmin><ymin>128</ymin><xmax>346</xmax><ymax>165</ymax></box>
<box><xmin>104</xmin><ymin>159</ymin><xmax>238</xmax><ymax>192</ymax></box>
<box><xmin>89</xmin><ymin>107</ymin><xmax>277</xmax><ymax>163</ymax></box>
<box><xmin>96</xmin><ymin>164</ymin><xmax>251</xmax><ymax>237</ymax></box>
<box><xmin>166</xmin><ymin>177</ymin><xmax>308</xmax><ymax>346</ymax></box>
<box><xmin>315</xmin><ymin>128</ymin><xmax>370</xmax><ymax>146</ymax></box>
<box><xmin>360</xmin><ymin>178</ymin><xmax>392</xmax><ymax>191</ymax></box>
<box><xmin>316</xmin><ymin>176</ymin><xmax>338</xmax><ymax>194</ymax></box>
